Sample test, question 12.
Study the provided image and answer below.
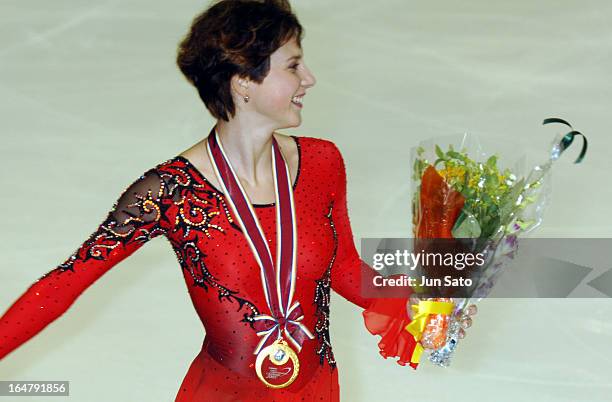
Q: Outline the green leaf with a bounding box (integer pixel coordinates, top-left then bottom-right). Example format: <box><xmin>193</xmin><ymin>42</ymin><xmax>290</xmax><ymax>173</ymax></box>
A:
<box><xmin>487</xmin><ymin>173</ymin><xmax>499</xmax><ymax>189</ymax></box>
<box><xmin>447</xmin><ymin>150</ymin><xmax>464</xmax><ymax>160</ymax></box>
<box><xmin>433</xmin><ymin>158</ymin><xmax>446</xmax><ymax>168</ymax></box>
<box><xmin>435</xmin><ymin>145</ymin><xmax>445</xmax><ymax>160</ymax></box>
<box><xmin>486</xmin><ymin>155</ymin><xmax>498</xmax><ymax>169</ymax></box>
<box><xmin>452</xmin><ymin>211</ymin><xmax>467</xmax><ymax>231</ymax></box>
<box><xmin>516</xmin><ymin>219</ymin><xmax>535</xmax><ymax>231</ymax></box>
<box><xmin>452</xmin><ymin>211</ymin><xmax>482</xmax><ymax>238</ymax></box>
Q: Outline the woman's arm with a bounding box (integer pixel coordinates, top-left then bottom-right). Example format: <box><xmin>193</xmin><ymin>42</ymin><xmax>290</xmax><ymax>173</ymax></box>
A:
<box><xmin>0</xmin><ymin>167</ymin><xmax>170</xmax><ymax>361</ymax></box>
<box><xmin>327</xmin><ymin>142</ymin><xmax>420</xmax><ymax>369</ymax></box>
<box><xmin>327</xmin><ymin>141</ymin><xmax>398</xmax><ymax>308</ymax></box>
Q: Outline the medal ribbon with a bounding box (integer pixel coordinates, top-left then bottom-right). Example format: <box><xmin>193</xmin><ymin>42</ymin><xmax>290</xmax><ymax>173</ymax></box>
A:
<box><xmin>206</xmin><ymin>128</ymin><xmax>314</xmax><ymax>355</ymax></box>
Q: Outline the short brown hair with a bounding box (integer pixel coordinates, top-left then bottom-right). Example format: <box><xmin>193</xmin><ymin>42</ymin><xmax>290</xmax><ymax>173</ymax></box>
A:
<box><xmin>176</xmin><ymin>0</ymin><xmax>304</xmax><ymax>121</ymax></box>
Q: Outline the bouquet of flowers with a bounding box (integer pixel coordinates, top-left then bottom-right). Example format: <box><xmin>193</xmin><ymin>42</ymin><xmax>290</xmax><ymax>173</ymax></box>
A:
<box><xmin>406</xmin><ymin>118</ymin><xmax>588</xmax><ymax>367</ymax></box>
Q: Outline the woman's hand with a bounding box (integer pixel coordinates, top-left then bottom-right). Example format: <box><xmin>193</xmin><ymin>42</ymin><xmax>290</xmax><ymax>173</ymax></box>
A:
<box><xmin>406</xmin><ymin>295</ymin><xmax>478</xmax><ymax>339</ymax></box>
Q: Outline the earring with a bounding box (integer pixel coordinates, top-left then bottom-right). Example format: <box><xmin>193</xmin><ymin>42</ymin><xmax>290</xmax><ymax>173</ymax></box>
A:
<box><xmin>243</xmin><ymin>95</ymin><xmax>249</xmax><ymax>103</ymax></box>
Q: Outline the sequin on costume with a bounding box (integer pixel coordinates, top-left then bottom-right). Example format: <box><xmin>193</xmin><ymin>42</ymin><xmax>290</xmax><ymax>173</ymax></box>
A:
<box><xmin>0</xmin><ymin>136</ymin><xmax>419</xmax><ymax>401</ymax></box>
<box><xmin>313</xmin><ymin>203</ymin><xmax>338</xmax><ymax>368</ymax></box>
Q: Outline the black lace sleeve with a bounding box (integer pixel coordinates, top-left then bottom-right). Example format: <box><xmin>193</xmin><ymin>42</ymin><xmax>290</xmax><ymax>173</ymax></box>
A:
<box><xmin>0</xmin><ymin>167</ymin><xmax>169</xmax><ymax>360</ymax></box>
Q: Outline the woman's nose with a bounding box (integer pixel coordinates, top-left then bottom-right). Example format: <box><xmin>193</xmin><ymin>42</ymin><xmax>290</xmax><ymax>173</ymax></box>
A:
<box><xmin>301</xmin><ymin>65</ymin><xmax>316</xmax><ymax>88</ymax></box>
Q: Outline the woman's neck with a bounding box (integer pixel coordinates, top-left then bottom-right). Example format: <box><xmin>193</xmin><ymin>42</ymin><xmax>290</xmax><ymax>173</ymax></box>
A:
<box><xmin>214</xmin><ymin>118</ymin><xmax>279</xmax><ymax>187</ymax></box>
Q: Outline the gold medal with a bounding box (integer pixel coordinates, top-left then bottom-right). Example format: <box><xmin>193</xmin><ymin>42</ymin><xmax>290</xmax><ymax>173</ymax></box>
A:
<box><xmin>255</xmin><ymin>338</ymin><xmax>300</xmax><ymax>389</ymax></box>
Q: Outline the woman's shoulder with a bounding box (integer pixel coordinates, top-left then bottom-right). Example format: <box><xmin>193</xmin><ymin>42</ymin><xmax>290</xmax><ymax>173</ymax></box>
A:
<box><xmin>292</xmin><ymin>134</ymin><xmax>336</xmax><ymax>147</ymax></box>
<box><xmin>154</xmin><ymin>154</ymin><xmax>188</xmax><ymax>172</ymax></box>
<box><xmin>291</xmin><ymin>134</ymin><xmax>344</xmax><ymax>162</ymax></box>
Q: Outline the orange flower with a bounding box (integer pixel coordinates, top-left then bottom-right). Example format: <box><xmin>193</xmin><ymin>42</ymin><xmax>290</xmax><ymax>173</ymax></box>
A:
<box><xmin>416</xmin><ymin>165</ymin><xmax>465</xmax><ymax>239</ymax></box>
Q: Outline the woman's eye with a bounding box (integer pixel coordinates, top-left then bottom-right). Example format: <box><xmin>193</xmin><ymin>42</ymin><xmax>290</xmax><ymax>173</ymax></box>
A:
<box><xmin>290</xmin><ymin>63</ymin><xmax>299</xmax><ymax>70</ymax></box>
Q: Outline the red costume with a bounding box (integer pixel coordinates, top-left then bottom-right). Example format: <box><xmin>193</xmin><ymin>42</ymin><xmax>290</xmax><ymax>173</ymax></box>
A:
<box><xmin>0</xmin><ymin>136</ymin><xmax>418</xmax><ymax>401</ymax></box>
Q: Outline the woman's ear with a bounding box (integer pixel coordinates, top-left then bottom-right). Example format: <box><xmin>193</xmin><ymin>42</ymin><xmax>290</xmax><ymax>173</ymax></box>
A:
<box><xmin>230</xmin><ymin>75</ymin><xmax>249</xmax><ymax>100</ymax></box>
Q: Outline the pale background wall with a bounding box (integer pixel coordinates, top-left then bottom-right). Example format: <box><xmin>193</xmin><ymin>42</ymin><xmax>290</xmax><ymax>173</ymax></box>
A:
<box><xmin>1</xmin><ymin>0</ymin><xmax>611</xmax><ymax>401</ymax></box>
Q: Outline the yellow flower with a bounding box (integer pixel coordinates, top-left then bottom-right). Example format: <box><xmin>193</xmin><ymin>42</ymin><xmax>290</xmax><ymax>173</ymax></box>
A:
<box><xmin>466</xmin><ymin>174</ymin><xmax>477</xmax><ymax>188</ymax></box>
<box><xmin>438</xmin><ymin>165</ymin><xmax>466</xmax><ymax>183</ymax></box>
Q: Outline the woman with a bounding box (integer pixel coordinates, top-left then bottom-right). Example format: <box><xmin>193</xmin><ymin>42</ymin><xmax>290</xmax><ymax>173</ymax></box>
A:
<box><xmin>0</xmin><ymin>1</ymin><xmax>475</xmax><ymax>400</ymax></box>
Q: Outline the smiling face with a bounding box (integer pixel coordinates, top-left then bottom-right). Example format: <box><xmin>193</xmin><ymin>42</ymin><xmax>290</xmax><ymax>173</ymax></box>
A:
<box><xmin>243</xmin><ymin>36</ymin><xmax>316</xmax><ymax>129</ymax></box>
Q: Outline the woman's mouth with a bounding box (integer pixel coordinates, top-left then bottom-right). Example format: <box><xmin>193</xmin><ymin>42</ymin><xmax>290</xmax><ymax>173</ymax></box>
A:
<box><xmin>291</xmin><ymin>94</ymin><xmax>304</xmax><ymax>108</ymax></box>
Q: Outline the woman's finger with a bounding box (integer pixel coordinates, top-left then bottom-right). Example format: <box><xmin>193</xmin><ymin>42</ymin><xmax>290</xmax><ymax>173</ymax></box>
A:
<box><xmin>466</xmin><ymin>304</ymin><xmax>478</xmax><ymax>316</ymax></box>
<box><xmin>461</xmin><ymin>316</ymin><xmax>473</xmax><ymax>329</ymax></box>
